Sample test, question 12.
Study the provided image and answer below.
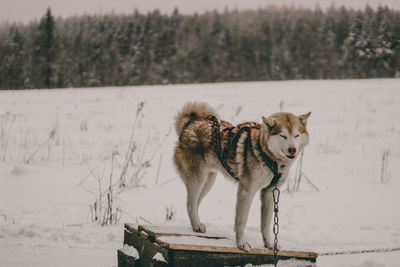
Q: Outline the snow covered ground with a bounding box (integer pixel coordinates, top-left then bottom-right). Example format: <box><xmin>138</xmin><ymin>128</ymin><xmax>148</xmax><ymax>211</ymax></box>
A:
<box><xmin>1</xmin><ymin>79</ymin><xmax>400</xmax><ymax>266</ymax></box>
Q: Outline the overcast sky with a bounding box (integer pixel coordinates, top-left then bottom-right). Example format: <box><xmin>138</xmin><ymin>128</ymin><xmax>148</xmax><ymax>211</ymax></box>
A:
<box><xmin>1</xmin><ymin>0</ymin><xmax>400</xmax><ymax>24</ymax></box>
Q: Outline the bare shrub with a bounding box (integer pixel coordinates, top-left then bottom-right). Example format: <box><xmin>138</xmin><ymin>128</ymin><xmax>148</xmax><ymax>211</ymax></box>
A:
<box><xmin>288</xmin><ymin>151</ymin><xmax>319</xmax><ymax>192</ymax></box>
<box><xmin>0</xmin><ymin>112</ymin><xmax>16</xmax><ymax>162</ymax></box>
<box><xmin>119</xmin><ymin>102</ymin><xmax>171</xmax><ymax>188</ymax></box>
<box><xmin>279</xmin><ymin>100</ymin><xmax>284</xmax><ymax>112</ymax></box>
<box><xmin>316</xmin><ymin>139</ymin><xmax>340</xmax><ymax>155</ymax></box>
<box><xmin>155</xmin><ymin>153</ymin><xmax>163</xmax><ymax>186</ymax></box>
<box><xmin>291</xmin><ymin>151</ymin><xmax>305</xmax><ymax>192</ymax></box>
<box><xmin>380</xmin><ymin>149</ymin><xmax>391</xmax><ymax>184</ymax></box>
<box><xmin>119</xmin><ymin>102</ymin><xmax>145</xmax><ymax>187</ymax></box>
<box><xmin>88</xmin><ymin>148</ymin><xmax>122</xmax><ymax>226</ymax></box>
<box><xmin>24</xmin><ymin>122</ymin><xmax>58</xmax><ymax>164</ymax></box>
<box><xmin>80</xmin><ymin>119</ymin><xmax>88</xmax><ymax>131</ymax></box>
<box><xmin>81</xmin><ymin>101</ymin><xmax>171</xmax><ymax>225</ymax></box>
<box><xmin>235</xmin><ymin>106</ymin><xmax>242</xmax><ymax>117</ymax></box>
<box><xmin>165</xmin><ymin>205</ymin><xmax>176</xmax><ymax>222</ymax></box>
<box><xmin>0</xmin><ymin>214</ymin><xmax>15</xmax><ymax>224</ymax></box>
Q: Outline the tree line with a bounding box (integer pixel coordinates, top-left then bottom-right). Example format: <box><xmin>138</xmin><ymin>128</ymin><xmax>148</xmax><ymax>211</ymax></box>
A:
<box><xmin>1</xmin><ymin>6</ymin><xmax>399</xmax><ymax>89</ymax></box>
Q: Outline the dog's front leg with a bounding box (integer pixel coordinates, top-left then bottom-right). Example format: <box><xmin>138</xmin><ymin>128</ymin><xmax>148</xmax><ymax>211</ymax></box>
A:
<box><xmin>260</xmin><ymin>187</ymin><xmax>280</xmax><ymax>250</ymax></box>
<box><xmin>234</xmin><ymin>183</ymin><xmax>256</xmax><ymax>252</ymax></box>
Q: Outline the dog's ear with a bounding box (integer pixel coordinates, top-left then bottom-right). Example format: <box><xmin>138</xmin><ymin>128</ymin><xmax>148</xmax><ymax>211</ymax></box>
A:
<box><xmin>262</xmin><ymin>116</ymin><xmax>276</xmax><ymax>130</ymax></box>
<box><xmin>298</xmin><ymin>112</ymin><xmax>311</xmax><ymax>126</ymax></box>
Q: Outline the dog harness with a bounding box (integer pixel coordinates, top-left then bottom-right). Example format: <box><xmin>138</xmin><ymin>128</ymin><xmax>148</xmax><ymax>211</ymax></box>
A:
<box><xmin>207</xmin><ymin>115</ymin><xmax>283</xmax><ymax>188</ymax></box>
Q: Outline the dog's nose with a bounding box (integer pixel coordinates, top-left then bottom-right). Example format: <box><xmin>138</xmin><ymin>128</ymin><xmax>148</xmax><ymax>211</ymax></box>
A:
<box><xmin>288</xmin><ymin>147</ymin><xmax>296</xmax><ymax>154</ymax></box>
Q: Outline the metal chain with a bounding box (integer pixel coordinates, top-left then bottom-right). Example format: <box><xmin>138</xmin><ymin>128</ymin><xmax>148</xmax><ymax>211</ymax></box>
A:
<box><xmin>272</xmin><ymin>185</ymin><xmax>280</xmax><ymax>267</ymax></box>
<box><xmin>319</xmin><ymin>247</ymin><xmax>400</xmax><ymax>256</ymax></box>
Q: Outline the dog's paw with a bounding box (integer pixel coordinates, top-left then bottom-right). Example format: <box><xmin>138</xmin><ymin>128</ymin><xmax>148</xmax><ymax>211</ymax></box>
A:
<box><xmin>264</xmin><ymin>241</ymin><xmax>281</xmax><ymax>251</ymax></box>
<box><xmin>193</xmin><ymin>223</ymin><xmax>206</xmax><ymax>233</ymax></box>
<box><xmin>237</xmin><ymin>240</ymin><xmax>252</xmax><ymax>252</ymax></box>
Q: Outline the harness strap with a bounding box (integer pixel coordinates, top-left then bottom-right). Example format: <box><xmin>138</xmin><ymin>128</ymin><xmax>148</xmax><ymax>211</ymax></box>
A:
<box><xmin>207</xmin><ymin>115</ymin><xmax>282</xmax><ymax>187</ymax></box>
<box><xmin>208</xmin><ymin>115</ymin><xmax>241</xmax><ymax>180</ymax></box>
<box><xmin>256</xmin><ymin>141</ymin><xmax>283</xmax><ymax>189</ymax></box>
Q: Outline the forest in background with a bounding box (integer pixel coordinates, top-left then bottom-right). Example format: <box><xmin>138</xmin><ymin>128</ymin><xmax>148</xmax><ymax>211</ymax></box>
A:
<box><xmin>1</xmin><ymin>6</ymin><xmax>399</xmax><ymax>89</ymax></box>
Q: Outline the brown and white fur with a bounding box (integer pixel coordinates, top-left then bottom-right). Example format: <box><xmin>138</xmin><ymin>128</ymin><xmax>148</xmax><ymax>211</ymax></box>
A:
<box><xmin>173</xmin><ymin>102</ymin><xmax>311</xmax><ymax>251</ymax></box>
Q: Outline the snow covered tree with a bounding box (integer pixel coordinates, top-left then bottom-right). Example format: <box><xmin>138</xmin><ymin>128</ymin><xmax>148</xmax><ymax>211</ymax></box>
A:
<box><xmin>0</xmin><ymin>26</ymin><xmax>25</xmax><ymax>89</ymax></box>
<box><xmin>32</xmin><ymin>8</ymin><xmax>56</xmax><ymax>88</ymax></box>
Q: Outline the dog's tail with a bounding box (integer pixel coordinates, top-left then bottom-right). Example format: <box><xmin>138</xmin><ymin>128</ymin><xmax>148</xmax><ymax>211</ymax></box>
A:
<box><xmin>175</xmin><ymin>102</ymin><xmax>218</xmax><ymax>135</ymax></box>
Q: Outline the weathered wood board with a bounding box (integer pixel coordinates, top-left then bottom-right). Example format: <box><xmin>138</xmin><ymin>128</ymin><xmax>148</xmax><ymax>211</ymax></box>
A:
<box><xmin>118</xmin><ymin>223</ymin><xmax>317</xmax><ymax>267</ymax></box>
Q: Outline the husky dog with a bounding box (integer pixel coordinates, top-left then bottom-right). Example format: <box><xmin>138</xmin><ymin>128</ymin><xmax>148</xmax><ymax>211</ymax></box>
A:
<box><xmin>173</xmin><ymin>102</ymin><xmax>310</xmax><ymax>251</ymax></box>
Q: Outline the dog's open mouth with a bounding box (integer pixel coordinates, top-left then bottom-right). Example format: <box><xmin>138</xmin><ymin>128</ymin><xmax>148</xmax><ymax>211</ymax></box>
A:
<box><xmin>282</xmin><ymin>150</ymin><xmax>296</xmax><ymax>159</ymax></box>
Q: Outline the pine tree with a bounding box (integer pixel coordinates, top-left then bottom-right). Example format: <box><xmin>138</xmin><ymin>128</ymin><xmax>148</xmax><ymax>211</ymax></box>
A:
<box><xmin>0</xmin><ymin>26</ymin><xmax>25</xmax><ymax>89</ymax></box>
<box><xmin>33</xmin><ymin>8</ymin><xmax>56</xmax><ymax>88</ymax></box>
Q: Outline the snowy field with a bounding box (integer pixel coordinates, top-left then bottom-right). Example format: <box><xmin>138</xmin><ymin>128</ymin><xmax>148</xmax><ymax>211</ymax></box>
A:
<box><xmin>1</xmin><ymin>79</ymin><xmax>400</xmax><ymax>267</ymax></box>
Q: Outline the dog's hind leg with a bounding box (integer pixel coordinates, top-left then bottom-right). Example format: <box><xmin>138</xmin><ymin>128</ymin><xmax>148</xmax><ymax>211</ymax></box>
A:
<box><xmin>186</xmin><ymin>171</ymin><xmax>208</xmax><ymax>233</ymax></box>
<box><xmin>198</xmin><ymin>171</ymin><xmax>217</xmax><ymax>206</ymax></box>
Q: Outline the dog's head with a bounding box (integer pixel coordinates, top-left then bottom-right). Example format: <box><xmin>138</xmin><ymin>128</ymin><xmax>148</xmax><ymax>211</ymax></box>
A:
<box><xmin>261</xmin><ymin>112</ymin><xmax>311</xmax><ymax>163</ymax></box>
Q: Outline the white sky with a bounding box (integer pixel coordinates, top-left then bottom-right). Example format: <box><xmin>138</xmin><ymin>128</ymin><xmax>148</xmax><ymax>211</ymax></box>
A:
<box><xmin>1</xmin><ymin>0</ymin><xmax>400</xmax><ymax>24</ymax></box>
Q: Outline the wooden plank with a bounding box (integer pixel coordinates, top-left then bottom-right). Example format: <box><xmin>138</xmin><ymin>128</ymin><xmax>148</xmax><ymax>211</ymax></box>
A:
<box><xmin>167</xmin><ymin>243</ymin><xmax>317</xmax><ymax>259</ymax></box>
<box><xmin>171</xmin><ymin>249</ymin><xmax>277</xmax><ymax>267</ymax></box>
<box><xmin>170</xmin><ymin>248</ymin><xmax>316</xmax><ymax>266</ymax></box>
<box><xmin>137</xmin><ymin>224</ymin><xmax>226</xmax><ymax>241</ymax></box>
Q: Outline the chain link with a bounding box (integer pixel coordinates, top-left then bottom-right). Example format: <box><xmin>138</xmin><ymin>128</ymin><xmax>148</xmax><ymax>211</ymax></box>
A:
<box><xmin>319</xmin><ymin>247</ymin><xmax>400</xmax><ymax>256</ymax></box>
<box><xmin>272</xmin><ymin>185</ymin><xmax>280</xmax><ymax>267</ymax></box>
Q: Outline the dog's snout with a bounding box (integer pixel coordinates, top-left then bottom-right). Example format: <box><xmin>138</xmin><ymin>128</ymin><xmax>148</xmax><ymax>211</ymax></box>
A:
<box><xmin>288</xmin><ymin>147</ymin><xmax>296</xmax><ymax>154</ymax></box>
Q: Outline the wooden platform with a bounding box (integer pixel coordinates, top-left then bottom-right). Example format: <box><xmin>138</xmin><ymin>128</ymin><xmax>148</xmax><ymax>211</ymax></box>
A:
<box><xmin>118</xmin><ymin>223</ymin><xmax>317</xmax><ymax>267</ymax></box>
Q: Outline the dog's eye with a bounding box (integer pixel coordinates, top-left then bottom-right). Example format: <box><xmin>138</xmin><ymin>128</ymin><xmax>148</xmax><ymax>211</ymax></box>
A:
<box><xmin>279</xmin><ymin>134</ymin><xmax>287</xmax><ymax>139</ymax></box>
<box><xmin>295</xmin><ymin>134</ymin><xmax>300</xmax><ymax>138</ymax></box>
